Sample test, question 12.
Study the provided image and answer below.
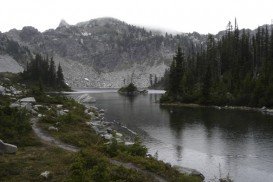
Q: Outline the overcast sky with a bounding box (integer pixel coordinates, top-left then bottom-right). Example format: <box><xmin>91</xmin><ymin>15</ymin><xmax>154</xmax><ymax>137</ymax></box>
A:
<box><xmin>1</xmin><ymin>0</ymin><xmax>273</xmax><ymax>34</ymax></box>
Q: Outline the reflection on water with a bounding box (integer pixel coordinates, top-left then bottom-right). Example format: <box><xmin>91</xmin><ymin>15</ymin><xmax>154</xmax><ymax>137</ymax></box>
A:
<box><xmin>75</xmin><ymin>89</ymin><xmax>273</xmax><ymax>182</ymax></box>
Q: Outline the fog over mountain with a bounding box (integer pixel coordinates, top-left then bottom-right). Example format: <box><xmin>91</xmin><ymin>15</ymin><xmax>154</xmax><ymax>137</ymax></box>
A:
<box><xmin>0</xmin><ymin>17</ymin><xmax>271</xmax><ymax>88</ymax></box>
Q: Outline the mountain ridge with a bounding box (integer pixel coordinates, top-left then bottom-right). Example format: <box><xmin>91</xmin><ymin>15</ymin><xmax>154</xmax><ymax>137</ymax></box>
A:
<box><xmin>2</xmin><ymin>17</ymin><xmax>272</xmax><ymax>88</ymax></box>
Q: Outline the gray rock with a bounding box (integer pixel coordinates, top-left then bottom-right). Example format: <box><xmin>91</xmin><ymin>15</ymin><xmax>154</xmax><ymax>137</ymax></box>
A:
<box><xmin>56</xmin><ymin>104</ymin><xmax>63</xmax><ymax>108</ymax></box>
<box><xmin>0</xmin><ymin>55</ymin><xmax>24</xmax><ymax>73</ymax></box>
<box><xmin>48</xmin><ymin>126</ymin><xmax>58</xmax><ymax>132</ymax></box>
<box><xmin>90</xmin><ymin>106</ymin><xmax>99</xmax><ymax>111</ymax></box>
<box><xmin>40</xmin><ymin>171</ymin><xmax>52</xmax><ymax>179</ymax></box>
<box><xmin>87</xmin><ymin>111</ymin><xmax>95</xmax><ymax>117</ymax></box>
<box><xmin>20</xmin><ymin>97</ymin><xmax>36</xmax><ymax>103</ymax></box>
<box><xmin>33</xmin><ymin>104</ymin><xmax>42</xmax><ymax>111</ymax></box>
<box><xmin>57</xmin><ymin>110</ymin><xmax>66</xmax><ymax>116</ymax></box>
<box><xmin>21</xmin><ymin>102</ymin><xmax>33</xmax><ymax>111</ymax></box>
<box><xmin>10</xmin><ymin>103</ymin><xmax>20</xmax><ymax>108</ymax></box>
<box><xmin>0</xmin><ymin>140</ymin><xmax>18</xmax><ymax>154</ymax></box>
<box><xmin>124</xmin><ymin>142</ymin><xmax>134</xmax><ymax>146</ymax></box>
<box><xmin>115</xmin><ymin>132</ymin><xmax>123</xmax><ymax>138</ymax></box>
<box><xmin>0</xmin><ymin>85</ymin><xmax>5</xmax><ymax>95</ymax></box>
<box><xmin>102</xmin><ymin>133</ymin><xmax>113</xmax><ymax>140</ymax></box>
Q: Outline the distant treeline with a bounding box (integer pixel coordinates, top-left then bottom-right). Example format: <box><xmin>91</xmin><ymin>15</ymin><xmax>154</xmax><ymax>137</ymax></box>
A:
<box><xmin>162</xmin><ymin>20</ymin><xmax>273</xmax><ymax>107</ymax></box>
<box><xmin>22</xmin><ymin>54</ymin><xmax>69</xmax><ymax>90</ymax></box>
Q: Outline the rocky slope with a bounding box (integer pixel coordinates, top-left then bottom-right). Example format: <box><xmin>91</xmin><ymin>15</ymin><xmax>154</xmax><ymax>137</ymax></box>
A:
<box><xmin>0</xmin><ymin>32</ymin><xmax>31</xmax><ymax>71</ymax></box>
<box><xmin>4</xmin><ymin>17</ymin><xmax>206</xmax><ymax>88</ymax></box>
<box><xmin>3</xmin><ymin>18</ymin><xmax>269</xmax><ymax>88</ymax></box>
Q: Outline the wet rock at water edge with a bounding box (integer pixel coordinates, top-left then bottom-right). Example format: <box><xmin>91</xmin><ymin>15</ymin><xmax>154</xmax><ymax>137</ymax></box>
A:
<box><xmin>174</xmin><ymin>166</ymin><xmax>205</xmax><ymax>180</ymax></box>
<box><xmin>77</xmin><ymin>94</ymin><xmax>96</xmax><ymax>103</ymax></box>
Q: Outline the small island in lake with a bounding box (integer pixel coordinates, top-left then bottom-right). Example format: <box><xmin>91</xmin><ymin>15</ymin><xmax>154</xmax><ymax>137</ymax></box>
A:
<box><xmin>118</xmin><ymin>83</ymin><xmax>148</xmax><ymax>96</ymax></box>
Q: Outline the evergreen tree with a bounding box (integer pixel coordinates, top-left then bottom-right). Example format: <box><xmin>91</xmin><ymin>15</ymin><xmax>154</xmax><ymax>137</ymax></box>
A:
<box><xmin>22</xmin><ymin>54</ymin><xmax>68</xmax><ymax>90</ymax></box>
<box><xmin>48</xmin><ymin>57</ymin><xmax>56</xmax><ymax>87</ymax></box>
<box><xmin>57</xmin><ymin>63</ymin><xmax>65</xmax><ymax>88</ymax></box>
<box><xmin>161</xmin><ymin>21</ymin><xmax>273</xmax><ymax>107</ymax></box>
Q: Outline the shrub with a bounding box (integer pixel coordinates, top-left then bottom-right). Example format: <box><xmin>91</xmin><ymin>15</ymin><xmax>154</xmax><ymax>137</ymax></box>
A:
<box><xmin>128</xmin><ymin>139</ymin><xmax>148</xmax><ymax>157</ymax></box>
<box><xmin>0</xmin><ymin>107</ymin><xmax>37</xmax><ymax>146</ymax></box>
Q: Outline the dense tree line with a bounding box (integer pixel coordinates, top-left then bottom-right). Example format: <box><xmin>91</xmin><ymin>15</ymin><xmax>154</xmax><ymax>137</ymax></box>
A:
<box><xmin>22</xmin><ymin>54</ymin><xmax>68</xmax><ymax>90</ymax></box>
<box><xmin>162</xmin><ymin>20</ymin><xmax>273</xmax><ymax>107</ymax></box>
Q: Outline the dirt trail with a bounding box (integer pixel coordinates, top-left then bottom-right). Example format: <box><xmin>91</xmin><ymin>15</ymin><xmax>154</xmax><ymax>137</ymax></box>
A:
<box><xmin>31</xmin><ymin>118</ymin><xmax>79</xmax><ymax>152</ymax></box>
<box><xmin>30</xmin><ymin>117</ymin><xmax>167</xmax><ymax>182</ymax></box>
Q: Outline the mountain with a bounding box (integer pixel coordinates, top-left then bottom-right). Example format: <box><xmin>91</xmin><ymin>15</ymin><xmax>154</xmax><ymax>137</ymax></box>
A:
<box><xmin>0</xmin><ymin>32</ymin><xmax>31</xmax><ymax>73</ymax></box>
<box><xmin>3</xmin><ymin>17</ymin><xmax>207</xmax><ymax>88</ymax></box>
<box><xmin>4</xmin><ymin>18</ymin><xmax>270</xmax><ymax>88</ymax></box>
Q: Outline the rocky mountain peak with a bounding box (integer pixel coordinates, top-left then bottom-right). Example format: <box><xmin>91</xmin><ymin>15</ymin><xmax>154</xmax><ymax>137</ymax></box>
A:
<box><xmin>76</xmin><ymin>17</ymin><xmax>125</xmax><ymax>28</ymax></box>
<box><xmin>58</xmin><ymin>19</ymin><xmax>70</xmax><ymax>28</ymax></box>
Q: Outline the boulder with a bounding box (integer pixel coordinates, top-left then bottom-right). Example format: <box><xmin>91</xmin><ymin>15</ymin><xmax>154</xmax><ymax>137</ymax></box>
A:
<box><xmin>124</xmin><ymin>142</ymin><xmax>134</xmax><ymax>146</ymax></box>
<box><xmin>56</xmin><ymin>104</ymin><xmax>63</xmax><ymax>108</ymax></box>
<box><xmin>20</xmin><ymin>97</ymin><xmax>36</xmax><ymax>103</ymax></box>
<box><xmin>33</xmin><ymin>105</ymin><xmax>43</xmax><ymax>111</ymax></box>
<box><xmin>102</xmin><ymin>133</ymin><xmax>113</xmax><ymax>140</ymax></box>
<box><xmin>90</xmin><ymin>106</ymin><xmax>99</xmax><ymax>111</ymax></box>
<box><xmin>40</xmin><ymin>171</ymin><xmax>52</xmax><ymax>179</ymax></box>
<box><xmin>57</xmin><ymin>110</ymin><xmax>66</xmax><ymax>116</ymax></box>
<box><xmin>48</xmin><ymin>126</ymin><xmax>58</xmax><ymax>132</ymax></box>
<box><xmin>0</xmin><ymin>85</ymin><xmax>5</xmax><ymax>95</ymax></box>
<box><xmin>10</xmin><ymin>103</ymin><xmax>20</xmax><ymax>108</ymax></box>
<box><xmin>21</xmin><ymin>102</ymin><xmax>33</xmax><ymax>111</ymax></box>
<box><xmin>115</xmin><ymin>132</ymin><xmax>123</xmax><ymax>138</ymax></box>
<box><xmin>87</xmin><ymin>111</ymin><xmax>95</xmax><ymax>117</ymax></box>
<box><xmin>0</xmin><ymin>140</ymin><xmax>18</xmax><ymax>154</ymax></box>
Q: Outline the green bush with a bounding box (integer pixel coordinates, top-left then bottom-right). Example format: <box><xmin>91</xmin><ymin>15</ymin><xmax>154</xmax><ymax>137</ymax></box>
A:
<box><xmin>127</xmin><ymin>140</ymin><xmax>148</xmax><ymax>157</ymax></box>
<box><xmin>104</xmin><ymin>138</ymin><xmax>147</xmax><ymax>158</ymax></box>
<box><xmin>70</xmin><ymin>150</ymin><xmax>110</xmax><ymax>181</ymax></box>
<box><xmin>0</xmin><ymin>107</ymin><xmax>38</xmax><ymax>146</ymax></box>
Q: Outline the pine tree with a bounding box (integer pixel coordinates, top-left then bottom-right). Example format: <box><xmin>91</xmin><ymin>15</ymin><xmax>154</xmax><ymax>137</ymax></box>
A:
<box><xmin>57</xmin><ymin>63</ymin><xmax>65</xmax><ymax>88</ymax></box>
<box><xmin>48</xmin><ymin>57</ymin><xmax>56</xmax><ymax>87</ymax></box>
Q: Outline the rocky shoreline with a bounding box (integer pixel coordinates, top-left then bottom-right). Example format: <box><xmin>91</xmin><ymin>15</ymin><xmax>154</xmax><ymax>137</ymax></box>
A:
<box><xmin>73</xmin><ymin>93</ymin><xmax>205</xmax><ymax>180</ymax></box>
<box><xmin>161</xmin><ymin>102</ymin><xmax>273</xmax><ymax>116</ymax></box>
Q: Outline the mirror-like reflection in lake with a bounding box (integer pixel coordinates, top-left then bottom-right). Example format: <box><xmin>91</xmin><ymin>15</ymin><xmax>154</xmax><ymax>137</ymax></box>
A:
<box><xmin>73</xmin><ymin>89</ymin><xmax>273</xmax><ymax>182</ymax></box>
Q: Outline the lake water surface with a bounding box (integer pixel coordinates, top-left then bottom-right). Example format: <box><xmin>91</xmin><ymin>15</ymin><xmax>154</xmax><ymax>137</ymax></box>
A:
<box><xmin>72</xmin><ymin>89</ymin><xmax>273</xmax><ymax>182</ymax></box>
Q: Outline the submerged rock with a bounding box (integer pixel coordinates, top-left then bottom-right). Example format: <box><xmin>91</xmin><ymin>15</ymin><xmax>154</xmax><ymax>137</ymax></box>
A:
<box><xmin>77</xmin><ymin>94</ymin><xmax>96</xmax><ymax>103</ymax></box>
<box><xmin>0</xmin><ymin>140</ymin><xmax>18</xmax><ymax>154</ymax></box>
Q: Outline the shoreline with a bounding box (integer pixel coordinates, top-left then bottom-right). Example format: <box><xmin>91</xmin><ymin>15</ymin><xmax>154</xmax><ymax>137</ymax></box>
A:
<box><xmin>71</xmin><ymin>94</ymin><xmax>205</xmax><ymax>180</ymax></box>
<box><xmin>160</xmin><ymin>102</ymin><xmax>273</xmax><ymax>115</ymax></box>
